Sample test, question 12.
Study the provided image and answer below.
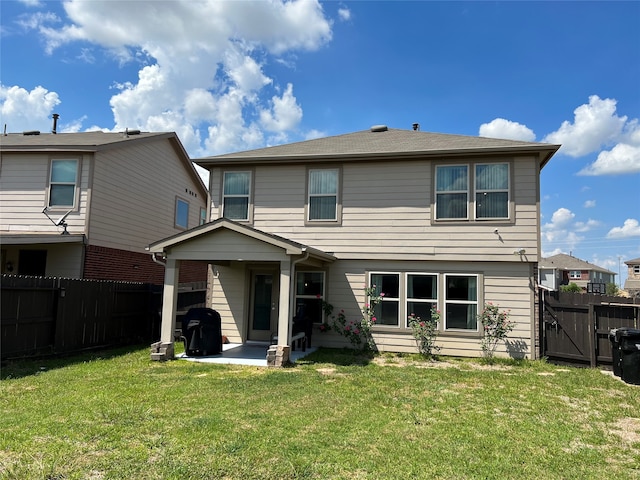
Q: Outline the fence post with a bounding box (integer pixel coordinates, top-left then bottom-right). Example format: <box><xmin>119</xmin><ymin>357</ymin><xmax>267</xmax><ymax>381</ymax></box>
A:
<box><xmin>587</xmin><ymin>303</ymin><xmax>596</xmax><ymax>367</ymax></box>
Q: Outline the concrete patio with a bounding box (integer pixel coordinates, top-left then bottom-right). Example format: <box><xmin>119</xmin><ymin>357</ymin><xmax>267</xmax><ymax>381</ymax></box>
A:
<box><xmin>176</xmin><ymin>342</ymin><xmax>317</xmax><ymax>367</ymax></box>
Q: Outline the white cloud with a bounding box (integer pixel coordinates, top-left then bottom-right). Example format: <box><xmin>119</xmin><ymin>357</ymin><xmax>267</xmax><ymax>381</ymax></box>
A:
<box><xmin>541</xmin><ymin>207</ymin><xmax>584</xmax><ymax>251</ymax></box>
<box><xmin>259</xmin><ymin>83</ymin><xmax>303</xmax><ymax>133</ymax></box>
<box><xmin>583</xmin><ymin>200</ymin><xmax>596</xmax><ymax>208</ymax></box>
<box><xmin>3</xmin><ymin>0</ymin><xmax>333</xmax><ymax>156</ymax></box>
<box><xmin>578</xmin><ymin>142</ymin><xmax>640</xmax><ymax>176</ymax></box>
<box><xmin>0</xmin><ymin>85</ymin><xmax>60</xmax><ymax>132</ymax></box>
<box><xmin>542</xmin><ymin>95</ymin><xmax>627</xmax><ymax>157</ymax></box>
<box><xmin>338</xmin><ymin>7</ymin><xmax>352</xmax><ymax>21</ymax></box>
<box><xmin>607</xmin><ymin>219</ymin><xmax>640</xmax><ymax>239</ymax></box>
<box><xmin>479</xmin><ymin>118</ymin><xmax>536</xmax><ymax>142</ymax></box>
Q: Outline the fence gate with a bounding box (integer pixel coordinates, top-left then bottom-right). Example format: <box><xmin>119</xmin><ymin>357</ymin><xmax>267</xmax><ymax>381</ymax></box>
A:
<box><xmin>540</xmin><ymin>290</ymin><xmax>639</xmax><ymax>367</ymax></box>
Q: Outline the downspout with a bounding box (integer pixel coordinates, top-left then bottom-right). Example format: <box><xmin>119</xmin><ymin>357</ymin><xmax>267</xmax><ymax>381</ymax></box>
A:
<box><xmin>150</xmin><ymin>252</ymin><xmax>166</xmax><ymax>266</ymax></box>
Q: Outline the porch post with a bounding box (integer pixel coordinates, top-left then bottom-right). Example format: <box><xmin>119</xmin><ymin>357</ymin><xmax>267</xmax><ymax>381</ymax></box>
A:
<box><xmin>267</xmin><ymin>258</ymin><xmax>292</xmax><ymax>367</ymax></box>
<box><xmin>277</xmin><ymin>258</ymin><xmax>291</xmax><ymax>345</ymax></box>
<box><xmin>150</xmin><ymin>258</ymin><xmax>180</xmax><ymax>361</ymax></box>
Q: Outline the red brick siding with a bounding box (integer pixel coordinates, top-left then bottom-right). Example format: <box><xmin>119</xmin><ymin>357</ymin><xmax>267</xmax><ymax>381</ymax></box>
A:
<box><xmin>83</xmin><ymin>245</ymin><xmax>207</xmax><ymax>285</ymax></box>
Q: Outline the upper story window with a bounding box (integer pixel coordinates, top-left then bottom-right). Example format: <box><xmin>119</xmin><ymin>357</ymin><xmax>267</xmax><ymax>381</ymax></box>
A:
<box><xmin>175</xmin><ymin>197</ymin><xmax>189</xmax><ymax>229</ymax></box>
<box><xmin>569</xmin><ymin>270</ymin><xmax>581</xmax><ymax>279</ymax></box>
<box><xmin>435</xmin><ymin>165</ymin><xmax>468</xmax><ymax>220</ymax></box>
<box><xmin>435</xmin><ymin>162</ymin><xmax>510</xmax><ymax>221</ymax></box>
<box><xmin>199</xmin><ymin>207</ymin><xmax>207</xmax><ymax>226</ymax></box>
<box><xmin>49</xmin><ymin>159</ymin><xmax>78</xmax><ymax>208</ymax></box>
<box><xmin>475</xmin><ymin>163</ymin><xmax>509</xmax><ymax>219</ymax></box>
<box><xmin>223</xmin><ymin>171</ymin><xmax>251</xmax><ymax>221</ymax></box>
<box><xmin>308</xmin><ymin>168</ymin><xmax>339</xmax><ymax>221</ymax></box>
<box><xmin>633</xmin><ymin>265</ymin><xmax>640</xmax><ymax>275</ymax></box>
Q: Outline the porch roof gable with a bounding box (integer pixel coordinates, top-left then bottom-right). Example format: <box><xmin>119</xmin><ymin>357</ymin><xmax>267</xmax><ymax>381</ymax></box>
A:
<box><xmin>146</xmin><ymin>218</ymin><xmax>336</xmax><ymax>262</ymax></box>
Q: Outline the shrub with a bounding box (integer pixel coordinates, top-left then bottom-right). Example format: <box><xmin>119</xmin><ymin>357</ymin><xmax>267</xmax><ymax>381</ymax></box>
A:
<box><xmin>478</xmin><ymin>302</ymin><xmax>514</xmax><ymax>361</ymax></box>
<box><xmin>408</xmin><ymin>307</ymin><xmax>440</xmax><ymax>358</ymax></box>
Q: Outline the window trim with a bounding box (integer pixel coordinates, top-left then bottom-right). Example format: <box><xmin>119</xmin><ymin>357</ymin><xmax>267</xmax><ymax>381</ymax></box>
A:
<box><xmin>406</xmin><ymin>272</ymin><xmax>439</xmax><ymax>329</ymax></box>
<box><xmin>47</xmin><ymin>157</ymin><xmax>80</xmax><ymax>210</ymax></box>
<box><xmin>634</xmin><ymin>265</ymin><xmax>640</xmax><ymax>275</ymax></box>
<box><xmin>569</xmin><ymin>270</ymin><xmax>581</xmax><ymax>279</ymax></box>
<box><xmin>474</xmin><ymin>162</ymin><xmax>510</xmax><ymax>220</ymax></box>
<box><xmin>305</xmin><ymin>166</ymin><xmax>342</xmax><ymax>225</ymax></box>
<box><xmin>443</xmin><ymin>273</ymin><xmax>480</xmax><ymax>332</ymax></box>
<box><xmin>366</xmin><ymin>271</ymin><xmax>483</xmax><ymax>336</ymax></box>
<box><xmin>175</xmin><ymin>196</ymin><xmax>190</xmax><ymax>230</ymax></box>
<box><xmin>221</xmin><ymin>170</ymin><xmax>253</xmax><ymax>223</ymax></box>
<box><xmin>295</xmin><ymin>270</ymin><xmax>326</xmax><ymax>325</ymax></box>
<box><xmin>433</xmin><ymin>160</ymin><xmax>513</xmax><ymax>224</ymax></box>
<box><xmin>435</xmin><ymin>164</ymin><xmax>469</xmax><ymax>221</ymax></box>
<box><xmin>369</xmin><ymin>271</ymin><xmax>401</xmax><ymax>327</ymax></box>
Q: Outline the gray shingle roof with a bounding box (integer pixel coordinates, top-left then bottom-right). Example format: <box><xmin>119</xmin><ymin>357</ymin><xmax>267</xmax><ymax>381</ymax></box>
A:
<box><xmin>0</xmin><ymin>131</ymin><xmax>173</xmax><ymax>151</ymax></box>
<box><xmin>540</xmin><ymin>253</ymin><xmax>615</xmax><ymax>274</ymax></box>
<box><xmin>624</xmin><ymin>257</ymin><xmax>640</xmax><ymax>265</ymax></box>
<box><xmin>195</xmin><ymin>127</ymin><xmax>560</xmax><ymax>166</ymax></box>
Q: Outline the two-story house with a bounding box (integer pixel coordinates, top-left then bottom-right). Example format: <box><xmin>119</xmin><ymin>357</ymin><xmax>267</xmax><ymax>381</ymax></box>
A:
<box><xmin>0</xmin><ymin>129</ymin><xmax>208</xmax><ymax>284</ymax></box>
<box><xmin>539</xmin><ymin>253</ymin><xmax>616</xmax><ymax>291</ymax></box>
<box><xmin>624</xmin><ymin>257</ymin><xmax>640</xmax><ymax>298</ymax></box>
<box><xmin>148</xmin><ymin>126</ymin><xmax>560</xmax><ymax>362</ymax></box>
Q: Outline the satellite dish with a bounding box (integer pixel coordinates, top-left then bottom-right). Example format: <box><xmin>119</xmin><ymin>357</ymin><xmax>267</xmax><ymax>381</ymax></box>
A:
<box><xmin>55</xmin><ymin>210</ymin><xmax>73</xmax><ymax>226</ymax></box>
<box><xmin>42</xmin><ymin>207</ymin><xmax>73</xmax><ymax>235</ymax></box>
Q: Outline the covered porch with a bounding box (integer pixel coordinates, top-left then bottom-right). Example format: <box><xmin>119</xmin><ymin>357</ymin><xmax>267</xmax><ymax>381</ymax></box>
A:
<box><xmin>147</xmin><ymin>218</ymin><xmax>335</xmax><ymax>366</ymax></box>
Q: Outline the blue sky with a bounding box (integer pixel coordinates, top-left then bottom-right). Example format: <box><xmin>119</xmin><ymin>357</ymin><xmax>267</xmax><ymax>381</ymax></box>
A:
<box><xmin>1</xmin><ymin>0</ymin><xmax>639</xmax><ymax>287</ymax></box>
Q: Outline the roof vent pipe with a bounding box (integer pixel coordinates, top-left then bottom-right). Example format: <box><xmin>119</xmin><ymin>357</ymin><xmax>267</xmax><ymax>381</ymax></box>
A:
<box><xmin>412</xmin><ymin>123</ymin><xmax>420</xmax><ymax>131</ymax></box>
<box><xmin>370</xmin><ymin>125</ymin><xmax>388</xmax><ymax>132</ymax></box>
<box><xmin>52</xmin><ymin>113</ymin><xmax>59</xmax><ymax>134</ymax></box>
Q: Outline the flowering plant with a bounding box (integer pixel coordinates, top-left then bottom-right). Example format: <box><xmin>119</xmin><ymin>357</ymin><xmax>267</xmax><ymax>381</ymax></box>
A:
<box><xmin>320</xmin><ymin>286</ymin><xmax>381</xmax><ymax>350</ymax></box>
<box><xmin>478</xmin><ymin>302</ymin><xmax>514</xmax><ymax>361</ymax></box>
<box><xmin>408</xmin><ymin>306</ymin><xmax>440</xmax><ymax>358</ymax></box>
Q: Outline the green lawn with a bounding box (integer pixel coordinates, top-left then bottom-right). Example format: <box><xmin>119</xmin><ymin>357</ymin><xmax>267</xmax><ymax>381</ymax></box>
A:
<box><xmin>1</xmin><ymin>345</ymin><xmax>639</xmax><ymax>479</ymax></box>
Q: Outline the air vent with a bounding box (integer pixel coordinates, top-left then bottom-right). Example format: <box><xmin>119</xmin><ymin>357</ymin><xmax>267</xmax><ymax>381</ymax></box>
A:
<box><xmin>370</xmin><ymin>125</ymin><xmax>388</xmax><ymax>132</ymax></box>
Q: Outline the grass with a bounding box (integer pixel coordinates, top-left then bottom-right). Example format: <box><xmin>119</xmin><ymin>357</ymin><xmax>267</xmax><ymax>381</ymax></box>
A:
<box><xmin>1</xmin><ymin>345</ymin><xmax>639</xmax><ymax>480</ymax></box>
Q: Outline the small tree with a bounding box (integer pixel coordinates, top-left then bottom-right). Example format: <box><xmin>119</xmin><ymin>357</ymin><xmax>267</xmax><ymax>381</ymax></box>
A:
<box><xmin>560</xmin><ymin>282</ymin><xmax>582</xmax><ymax>293</ymax></box>
<box><xmin>606</xmin><ymin>283</ymin><xmax>619</xmax><ymax>296</ymax></box>
<box><xmin>478</xmin><ymin>303</ymin><xmax>514</xmax><ymax>362</ymax></box>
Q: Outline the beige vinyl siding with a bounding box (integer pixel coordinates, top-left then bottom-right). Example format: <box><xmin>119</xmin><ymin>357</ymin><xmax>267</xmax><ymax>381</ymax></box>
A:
<box><xmin>208</xmin><ymin>156</ymin><xmax>541</xmax><ymax>262</ymax></box>
<box><xmin>317</xmin><ymin>259</ymin><xmax>534</xmax><ymax>358</ymax></box>
<box><xmin>210</xmin><ymin>263</ymin><xmax>246</xmax><ymax>343</ymax></box>
<box><xmin>88</xmin><ymin>139</ymin><xmax>206</xmax><ymax>252</ymax></box>
<box><xmin>0</xmin><ymin>153</ymin><xmax>89</xmax><ymax>234</ymax></box>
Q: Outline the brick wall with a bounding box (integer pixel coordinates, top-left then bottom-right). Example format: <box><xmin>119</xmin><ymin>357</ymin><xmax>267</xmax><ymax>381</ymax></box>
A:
<box><xmin>83</xmin><ymin>245</ymin><xmax>207</xmax><ymax>285</ymax></box>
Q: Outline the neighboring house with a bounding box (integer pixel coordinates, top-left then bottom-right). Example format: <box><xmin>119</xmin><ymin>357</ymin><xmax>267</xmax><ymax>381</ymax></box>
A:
<box><xmin>148</xmin><ymin>126</ymin><xmax>560</xmax><ymax>362</ymax></box>
<box><xmin>624</xmin><ymin>257</ymin><xmax>640</xmax><ymax>298</ymax></box>
<box><xmin>539</xmin><ymin>253</ymin><xmax>616</xmax><ymax>291</ymax></box>
<box><xmin>0</xmin><ymin>128</ymin><xmax>208</xmax><ymax>284</ymax></box>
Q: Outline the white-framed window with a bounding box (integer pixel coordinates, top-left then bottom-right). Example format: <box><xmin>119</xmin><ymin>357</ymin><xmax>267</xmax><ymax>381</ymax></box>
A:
<box><xmin>443</xmin><ymin>274</ymin><xmax>478</xmax><ymax>330</ymax></box>
<box><xmin>475</xmin><ymin>163</ymin><xmax>509</xmax><ymax>219</ymax></box>
<box><xmin>222</xmin><ymin>171</ymin><xmax>251</xmax><ymax>221</ymax></box>
<box><xmin>49</xmin><ymin>159</ymin><xmax>78</xmax><ymax>208</ymax></box>
<box><xmin>367</xmin><ymin>271</ymin><xmax>480</xmax><ymax>332</ymax></box>
<box><xmin>406</xmin><ymin>273</ymin><xmax>438</xmax><ymax>328</ymax></box>
<box><xmin>435</xmin><ymin>162</ymin><xmax>510</xmax><ymax>221</ymax></box>
<box><xmin>308</xmin><ymin>168</ymin><xmax>339</xmax><ymax>221</ymax></box>
<box><xmin>569</xmin><ymin>271</ymin><xmax>581</xmax><ymax>279</ymax></box>
<box><xmin>370</xmin><ymin>272</ymin><xmax>400</xmax><ymax>326</ymax></box>
<box><xmin>633</xmin><ymin>265</ymin><xmax>640</xmax><ymax>275</ymax></box>
<box><xmin>199</xmin><ymin>207</ymin><xmax>207</xmax><ymax>226</ymax></box>
<box><xmin>435</xmin><ymin>165</ymin><xmax>468</xmax><ymax>220</ymax></box>
<box><xmin>295</xmin><ymin>271</ymin><xmax>325</xmax><ymax>324</ymax></box>
<box><xmin>175</xmin><ymin>197</ymin><xmax>189</xmax><ymax>229</ymax></box>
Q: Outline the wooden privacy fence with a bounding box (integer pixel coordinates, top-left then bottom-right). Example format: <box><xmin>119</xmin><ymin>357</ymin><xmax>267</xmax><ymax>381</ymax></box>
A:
<box><xmin>540</xmin><ymin>290</ymin><xmax>640</xmax><ymax>367</ymax></box>
<box><xmin>1</xmin><ymin>275</ymin><xmax>158</xmax><ymax>359</ymax></box>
